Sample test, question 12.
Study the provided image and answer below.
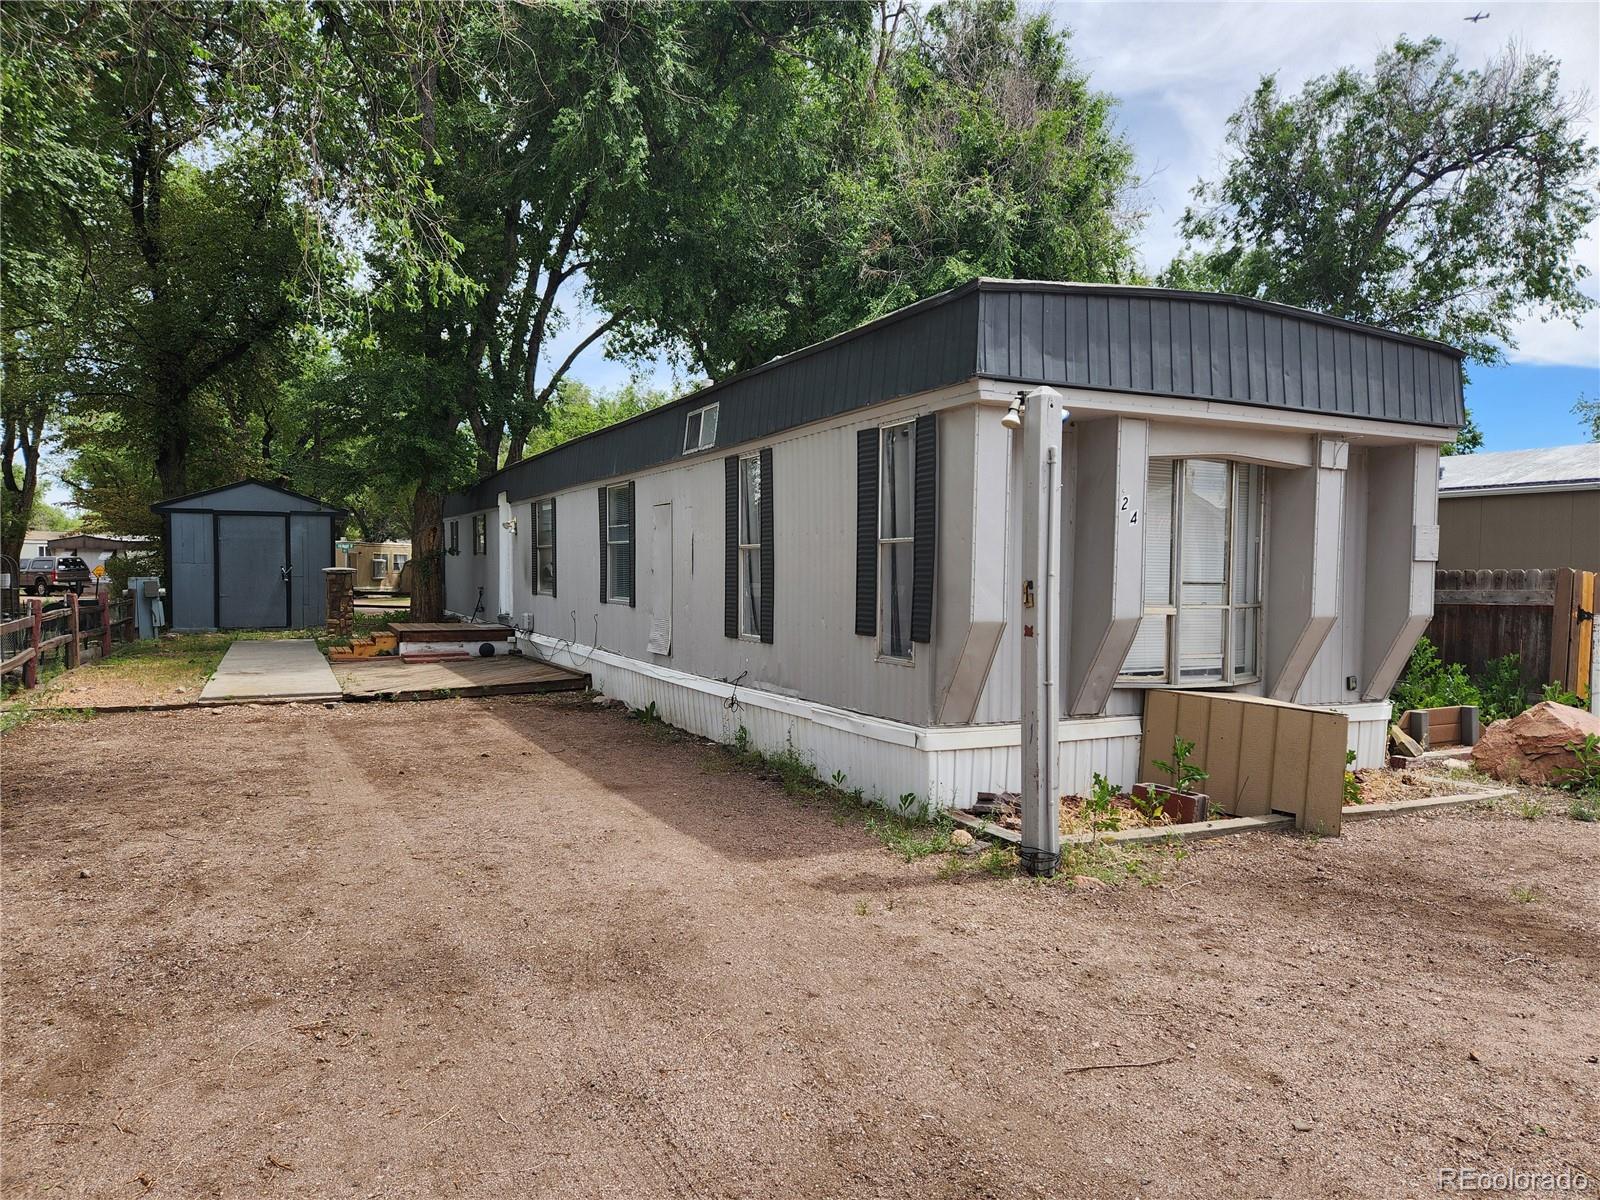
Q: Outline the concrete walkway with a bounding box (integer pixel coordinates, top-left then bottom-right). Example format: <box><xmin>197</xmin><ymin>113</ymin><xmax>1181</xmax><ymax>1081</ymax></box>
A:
<box><xmin>199</xmin><ymin>639</ymin><xmax>342</xmax><ymax>704</ymax></box>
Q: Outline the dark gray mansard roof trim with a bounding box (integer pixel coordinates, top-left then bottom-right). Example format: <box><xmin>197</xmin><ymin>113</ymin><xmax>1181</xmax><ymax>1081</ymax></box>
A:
<box><xmin>445</xmin><ymin>279</ymin><xmax>1465</xmax><ymax>515</ymax></box>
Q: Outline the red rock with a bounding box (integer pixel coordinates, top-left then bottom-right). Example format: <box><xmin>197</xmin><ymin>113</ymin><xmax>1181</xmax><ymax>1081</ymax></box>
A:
<box><xmin>1469</xmin><ymin>702</ymin><xmax>1600</xmax><ymax>785</ymax></box>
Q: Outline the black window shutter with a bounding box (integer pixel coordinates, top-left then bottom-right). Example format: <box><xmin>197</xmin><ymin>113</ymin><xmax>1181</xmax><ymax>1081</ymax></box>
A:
<box><xmin>724</xmin><ymin>456</ymin><xmax>739</xmax><ymax>639</ymax></box>
<box><xmin>759</xmin><ymin>447</ymin><xmax>775</xmax><ymax>643</ymax></box>
<box><xmin>549</xmin><ymin>499</ymin><xmax>557</xmax><ymax>599</ymax></box>
<box><xmin>597</xmin><ymin>486</ymin><xmax>607</xmax><ymax>603</ymax></box>
<box><xmin>911</xmin><ymin>413</ymin><xmax>938</xmax><ymax>643</ymax></box>
<box><xmin>855</xmin><ymin>428</ymin><xmax>878</xmax><ymax>637</ymax></box>
<box><xmin>622</xmin><ymin>482</ymin><xmax>636</xmax><ymax>607</ymax></box>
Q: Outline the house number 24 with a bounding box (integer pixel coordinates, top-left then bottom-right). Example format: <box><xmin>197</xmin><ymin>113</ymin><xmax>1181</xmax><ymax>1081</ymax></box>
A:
<box><xmin>1121</xmin><ymin>495</ymin><xmax>1139</xmax><ymax>524</ymax></box>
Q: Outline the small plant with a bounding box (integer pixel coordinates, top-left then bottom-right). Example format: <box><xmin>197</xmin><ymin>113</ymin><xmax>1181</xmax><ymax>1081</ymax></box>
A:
<box><xmin>853</xmin><ymin>900</ymin><xmax>869</xmax><ymax>916</ymax></box>
<box><xmin>1083</xmin><ymin>772</ymin><xmax>1123</xmax><ymax>844</ymax></box>
<box><xmin>831</xmin><ymin>769</ymin><xmax>848</xmax><ymax>788</ymax></box>
<box><xmin>732</xmin><ymin>724</ymin><xmax>753</xmax><ymax>757</ymax></box>
<box><xmin>1391</xmin><ymin>636</ymin><xmax>1481</xmax><ymax>713</ymax></box>
<box><xmin>1509</xmin><ymin>885</ymin><xmax>1539</xmax><ymax>904</ymax></box>
<box><xmin>1342</xmin><ymin>749</ymin><xmax>1363</xmax><ymax>807</ymax></box>
<box><xmin>1475</xmin><ymin>653</ymin><xmax>1526</xmax><ymax>722</ymax></box>
<box><xmin>1517</xmin><ymin>798</ymin><xmax>1546</xmax><ymax>821</ymax></box>
<box><xmin>1129</xmin><ymin>787</ymin><xmax>1166</xmax><ymax>824</ymax></box>
<box><xmin>1553</xmin><ymin>733</ymin><xmax>1600</xmax><ymax>795</ymax></box>
<box><xmin>631</xmin><ymin>700</ymin><xmax>661</xmax><ymax>725</ymax></box>
<box><xmin>1568</xmin><ymin>794</ymin><xmax>1599</xmax><ymax>823</ymax></box>
<box><xmin>1541</xmin><ymin>680</ymin><xmax>1582</xmax><ymax>707</ymax></box>
<box><xmin>897</xmin><ymin>792</ymin><xmax>917</xmax><ymax>816</ymax></box>
<box><xmin>1152</xmin><ymin>737</ymin><xmax>1209</xmax><ymax>794</ymax></box>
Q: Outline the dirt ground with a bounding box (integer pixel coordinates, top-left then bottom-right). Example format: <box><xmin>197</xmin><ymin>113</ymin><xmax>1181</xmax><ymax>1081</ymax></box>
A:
<box><xmin>3</xmin><ymin>696</ymin><xmax>1596</xmax><ymax>1198</ymax></box>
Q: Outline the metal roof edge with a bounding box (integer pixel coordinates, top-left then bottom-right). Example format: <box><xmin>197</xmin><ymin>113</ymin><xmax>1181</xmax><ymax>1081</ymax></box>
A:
<box><xmin>972</xmin><ymin>278</ymin><xmax>1466</xmax><ymax>359</ymax></box>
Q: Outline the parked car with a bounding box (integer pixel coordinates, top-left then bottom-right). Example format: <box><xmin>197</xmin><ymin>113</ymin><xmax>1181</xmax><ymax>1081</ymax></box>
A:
<box><xmin>20</xmin><ymin>555</ymin><xmax>92</xmax><ymax>595</ymax></box>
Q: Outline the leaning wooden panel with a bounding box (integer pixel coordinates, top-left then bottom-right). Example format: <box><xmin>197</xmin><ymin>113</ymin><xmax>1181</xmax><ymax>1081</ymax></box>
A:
<box><xmin>1270</xmin><ymin>708</ymin><xmax>1313</xmax><ymax>825</ymax></box>
<box><xmin>1235</xmin><ymin>703</ymin><xmax>1281</xmax><ymax>817</ymax></box>
<box><xmin>1304</xmin><ymin>712</ymin><xmax>1349</xmax><ymax>834</ymax></box>
<box><xmin>1205</xmin><ymin>699</ymin><xmax>1247</xmax><ymax>814</ymax></box>
<box><xmin>1138</xmin><ymin>690</ymin><xmax>1180</xmax><ymax>782</ymax></box>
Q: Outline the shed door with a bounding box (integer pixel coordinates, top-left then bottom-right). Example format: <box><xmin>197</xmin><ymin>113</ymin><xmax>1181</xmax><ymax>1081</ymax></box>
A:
<box><xmin>217</xmin><ymin>514</ymin><xmax>289</xmax><ymax>630</ymax></box>
<box><xmin>289</xmin><ymin>513</ymin><xmax>333</xmax><ymax>628</ymax></box>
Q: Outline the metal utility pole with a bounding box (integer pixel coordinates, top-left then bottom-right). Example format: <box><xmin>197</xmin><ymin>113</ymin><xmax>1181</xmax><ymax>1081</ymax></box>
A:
<box><xmin>1018</xmin><ymin>386</ymin><xmax>1064</xmax><ymax>876</ymax></box>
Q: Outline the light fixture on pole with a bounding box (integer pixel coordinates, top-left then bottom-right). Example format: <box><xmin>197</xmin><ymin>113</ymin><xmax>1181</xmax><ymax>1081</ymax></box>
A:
<box><xmin>1001</xmin><ymin>392</ymin><xmax>1026</xmax><ymax>431</ymax></box>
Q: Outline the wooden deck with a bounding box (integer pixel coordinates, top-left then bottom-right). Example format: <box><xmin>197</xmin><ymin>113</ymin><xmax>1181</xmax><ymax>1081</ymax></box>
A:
<box><xmin>387</xmin><ymin>621</ymin><xmax>515</xmax><ymax>643</ymax></box>
<box><xmin>334</xmin><ymin>654</ymin><xmax>587</xmax><ymax>700</ymax></box>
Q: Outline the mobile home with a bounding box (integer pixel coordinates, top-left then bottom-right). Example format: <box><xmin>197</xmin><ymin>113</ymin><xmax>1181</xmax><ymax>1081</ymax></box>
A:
<box><xmin>443</xmin><ymin>280</ymin><xmax>1459</xmax><ymax>808</ymax></box>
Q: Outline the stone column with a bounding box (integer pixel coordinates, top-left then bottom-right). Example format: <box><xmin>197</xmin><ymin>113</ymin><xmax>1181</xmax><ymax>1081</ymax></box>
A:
<box><xmin>323</xmin><ymin>567</ymin><xmax>355</xmax><ymax>637</ymax></box>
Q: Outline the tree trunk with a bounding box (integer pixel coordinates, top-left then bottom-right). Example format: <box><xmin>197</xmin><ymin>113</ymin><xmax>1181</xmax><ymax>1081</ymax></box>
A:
<box><xmin>153</xmin><ymin>383</ymin><xmax>191</xmax><ymax>499</ymax></box>
<box><xmin>1</xmin><ymin>407</ymin><xmax>46</xmax><ymax>578</ymax></box>
<box><xmin>409</xmin><ymin>484</ymin><xmax>446</xmax><ymax>621</ymax></box>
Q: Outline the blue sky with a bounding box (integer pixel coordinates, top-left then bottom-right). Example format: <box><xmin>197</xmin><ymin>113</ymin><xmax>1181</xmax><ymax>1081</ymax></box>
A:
<box><xmin>1060</xmin><ymin>0</ymin><xmax>1600</xmax><ymax>451</ymax></box>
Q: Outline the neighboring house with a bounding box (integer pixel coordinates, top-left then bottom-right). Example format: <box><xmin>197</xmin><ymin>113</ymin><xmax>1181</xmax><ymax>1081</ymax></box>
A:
<box><xmin>342</xmin><ymin>540</ymin><xmax>412</xmax><ymax>592</ymax></box>
<box><xmin>18</xmin><ymin>529</ymin><xmax>57</xmax><ymax>559</ymax></box>
<box><xmin>443</xmin><ymin>279</ymin><xmax>1460</xmax><ymax>807</ymax></box>
<box><xmin>45</xmin><ymin>532</ymin><xmax>158</xmax><ymax>576</ymax></box>
<box><xmin>152</xmin><ymin>479</ymin><xmax>344</xmax><ymax>631</ymax></box>
<box><xmin>1437</xmin><ymin>444</ymin><xmax>1600</xmax><ymax>572</ymax></box>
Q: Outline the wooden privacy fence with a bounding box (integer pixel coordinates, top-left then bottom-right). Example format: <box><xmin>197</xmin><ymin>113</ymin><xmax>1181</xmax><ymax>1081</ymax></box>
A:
<box><xmin>1427</xmin><ymin>568</ymin><xmax>1596</xmax><ymax>702</ymax></box>
<box><xmin>0</xmin><ymin>588</ymin><xmax>137</xmax><ymax>690</ymax></box>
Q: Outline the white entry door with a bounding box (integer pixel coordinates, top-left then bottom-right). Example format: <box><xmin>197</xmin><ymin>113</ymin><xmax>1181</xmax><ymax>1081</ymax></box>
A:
<box><xmin>496</xmin><ymin>490</ymin><xmax>514</xmax><ymax>621</ymax></box>
<box><xmin>647</xmin><ymin>501</ymin><xmax>673</xmax><ymax>655</ymax></box>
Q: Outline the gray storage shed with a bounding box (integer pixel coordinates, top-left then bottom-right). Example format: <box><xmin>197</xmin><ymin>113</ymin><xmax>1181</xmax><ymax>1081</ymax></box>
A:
<box><xmin>152</xmin><ymin>479</ymin><xmax>343</xmax><ymax>631</ymax></box>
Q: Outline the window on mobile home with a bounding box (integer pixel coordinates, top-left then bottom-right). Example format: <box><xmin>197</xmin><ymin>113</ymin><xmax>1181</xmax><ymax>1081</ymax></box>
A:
<box><xmin>604</xmin><ymin>483</ymin><xmax>634</xmax><ymax>603</ymax></box>
<box><xmin>534</xmin><ymin>498</ymin><xmax>556</xmax><ymax>595</ymax></box>
<box><xmin>684</xmin><ymin>403</ymin><xmax>719</xmax><ymax>454</ymax></box>
<box><xmin>472</xmin><ymin>513</ymin><xmax>487</xmax><ymax>556</ymax></box>
<box><xmin>878</xmin><ymin>421</ymin><xmax>916</xmax><ymax>660</ymax></box>
<box><xmin>737</xmin><ymin>455</ymin><xmax>762</xmax><ymax>638</ymax></box>
<box><xmin>370</xmin><ymin>553</ymin><xmax>389</xmax><ymax>581</ymax></box>
<box><xmin>1119</xmin><ymin>459</ymin><xmax>1264</xmax><ymax>685</ymax></box>
<box><xmin>449</xmin><ymin>521</ymin><xmax>459</xmax><ymax>555</ymax></box>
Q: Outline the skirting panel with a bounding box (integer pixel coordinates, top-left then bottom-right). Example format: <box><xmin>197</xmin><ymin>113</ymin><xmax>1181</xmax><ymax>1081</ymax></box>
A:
<box><xmin>520</xmin><ymin>633</ymin><xmax>1144</xmax><ymax>810</ymax></box>
<box><xmin>1326</xmin><ymin>701</ymin><xmax>1393</xmax><ymax>769</ymax></box>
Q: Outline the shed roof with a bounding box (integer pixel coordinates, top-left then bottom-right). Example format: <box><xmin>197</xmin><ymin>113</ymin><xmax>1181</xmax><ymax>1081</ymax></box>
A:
<box><xmin>447</xmin><ymin>278</ymin><xmax>1466</xmax><ymax>514</ymax></box>
<box><xmin>1438</xmin><ymin>444</ymin><xmax>1600</xmax><ymax>495</ymax></box>
<box><xmin>151</xmin><ymin>477</ymin><xmax>345</xmax><ymax>515</ymax></box>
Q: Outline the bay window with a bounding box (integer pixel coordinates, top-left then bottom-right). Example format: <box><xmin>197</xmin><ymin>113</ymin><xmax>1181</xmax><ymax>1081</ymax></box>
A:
<box><xmin>1119</xmin><ymin>458</ymin><xmax>1264</xmax><ymax>686</ymax></box>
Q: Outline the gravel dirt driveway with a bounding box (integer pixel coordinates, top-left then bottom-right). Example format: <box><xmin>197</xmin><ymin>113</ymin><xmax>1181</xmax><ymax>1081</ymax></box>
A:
<box><xmin>3</xmin><ymin>696</ymin><xmax>1596</xmax><ymax>1198</ymax></box>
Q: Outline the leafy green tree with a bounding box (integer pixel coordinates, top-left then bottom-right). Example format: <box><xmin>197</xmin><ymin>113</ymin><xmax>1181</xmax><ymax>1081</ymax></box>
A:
<box><xmin>524</xmin><ymin>381</ymin><xmax>671</xmax><ymax>459</ymax></box>
<box><xmin>634</xmin><ymin>0</ymin><xmax>1141</xmax><ymax>379</ymax></box>
<box><xmin>1169</xmin><ymin>37</ymin><xmax>1596</xmax><ymax>369</ymax></box>
<box><xmin>1575</xmin><ymin>393</ymin><xmax>1599</xmax><ymax>442</ymax></box>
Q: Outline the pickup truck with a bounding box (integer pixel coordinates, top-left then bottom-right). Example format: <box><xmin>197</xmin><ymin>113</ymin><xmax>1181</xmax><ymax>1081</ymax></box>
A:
<box><xmin>20</xmin><ymin>555</ymin><xmax>93</xmax><ymax>596</ymax></box>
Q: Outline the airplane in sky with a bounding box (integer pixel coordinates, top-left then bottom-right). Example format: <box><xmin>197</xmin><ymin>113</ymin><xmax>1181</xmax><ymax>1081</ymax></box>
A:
<box><xmin>1464</xmin><ymin>11</ymin><xmax>1491</xmax><ymax>22</ymax></box>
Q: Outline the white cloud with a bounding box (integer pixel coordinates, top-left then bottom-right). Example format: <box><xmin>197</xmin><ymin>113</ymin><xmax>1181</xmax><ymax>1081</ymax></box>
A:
<box><xmin>1059</xmin><ymin>0</ymin><xmax>1600</xmax><ymax>365</ymax></box>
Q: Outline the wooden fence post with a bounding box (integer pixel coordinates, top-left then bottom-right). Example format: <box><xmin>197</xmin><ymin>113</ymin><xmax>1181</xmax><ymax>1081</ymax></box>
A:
<box><xmin>66</xmin><ymin>591</ymin><xmax>81</xmax><ymax>669</ymax></box>
<box><xmin>23</xmin><ymin>597</ymin><xmax>42</xmax><ymax>689</ymax></box>
<box><xmin>100</xmin><ymin>584</ymin><xmax>113</xmax><ymax>656</ymax></box>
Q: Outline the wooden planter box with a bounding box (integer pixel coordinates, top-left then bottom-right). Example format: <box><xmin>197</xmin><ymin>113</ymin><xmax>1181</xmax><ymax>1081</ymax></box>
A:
<box><xmin>1401</xmin><ymin>704</ymin><xmax>1480</xmax><ymax>750</ymax></box>
<box><xmin>1129</xmin><ymin>783</ymin><xmax>1211</xmax><ymax>824</ymax></box>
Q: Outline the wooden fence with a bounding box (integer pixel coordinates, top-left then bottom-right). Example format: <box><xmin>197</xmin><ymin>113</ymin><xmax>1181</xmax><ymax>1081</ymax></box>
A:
<box><xmin>0</xmin><ymin>588</ymin><xmax>137</xmax><ymax>691</ymax></box>
<box><xmin>1427</xmin><ymin>568</ymin><xmax>1596</xmax><ymax>703</ymax></box>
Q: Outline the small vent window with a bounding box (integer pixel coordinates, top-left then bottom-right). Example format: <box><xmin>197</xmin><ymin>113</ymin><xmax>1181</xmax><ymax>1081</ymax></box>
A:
<box><xmin>683</xmin><ymin>403</ymin><xmax>719</xmax><ymax>454</ymax></box>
